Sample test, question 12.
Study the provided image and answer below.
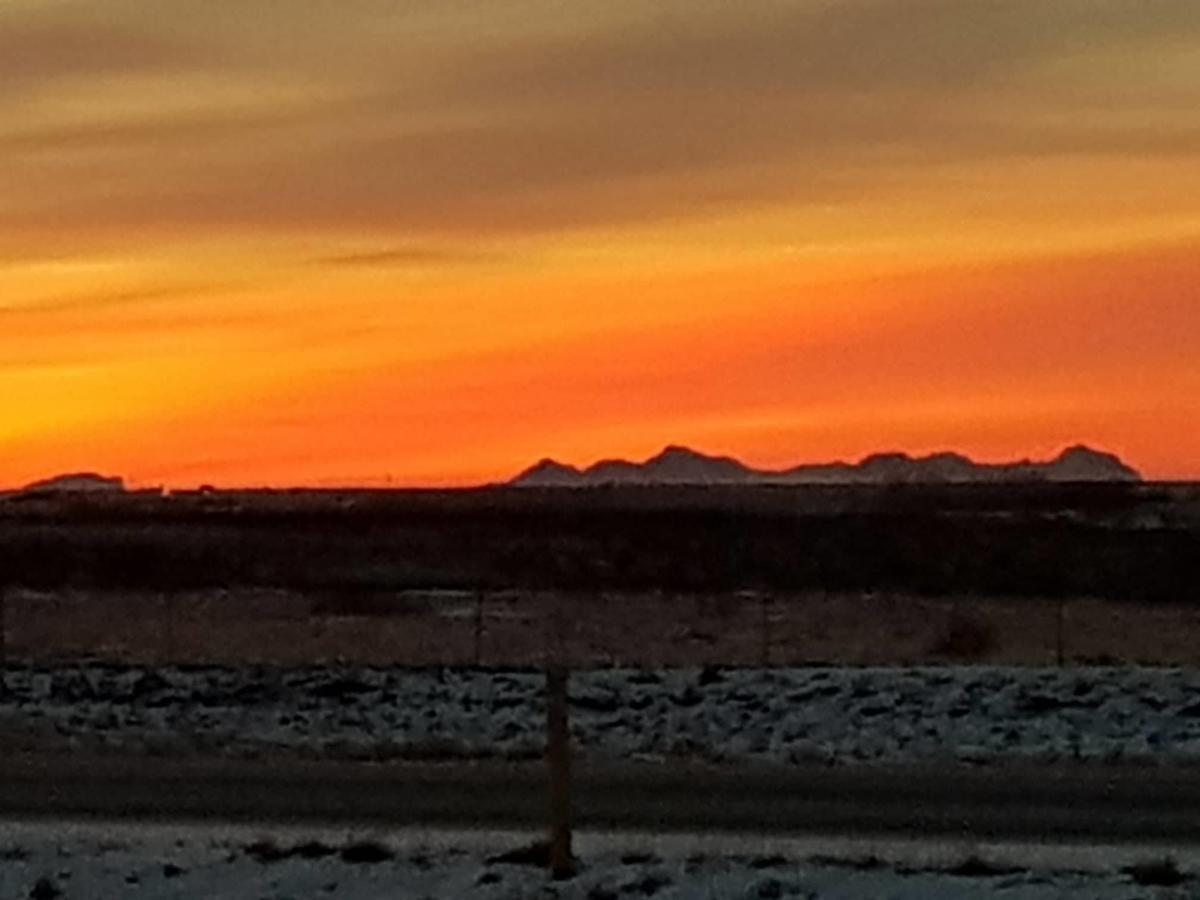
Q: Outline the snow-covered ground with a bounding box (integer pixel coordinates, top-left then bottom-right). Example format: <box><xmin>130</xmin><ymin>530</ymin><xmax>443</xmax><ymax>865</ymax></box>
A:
<box><xmin>5</xmin><ymin>662</ymin><xmax>1200</xmax><ymax>764</ymax></box>
<box><xmin>0</xmin><ymin>822</ymin><xmax>1195</xmax><ymax>900</ymax></box>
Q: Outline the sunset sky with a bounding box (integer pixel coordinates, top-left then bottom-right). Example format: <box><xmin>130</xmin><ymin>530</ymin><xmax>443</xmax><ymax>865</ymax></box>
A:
<box><xmin>2</xmin><ymin>0</ymin><xmax>1198</xmax><ymax>487</ymax></box>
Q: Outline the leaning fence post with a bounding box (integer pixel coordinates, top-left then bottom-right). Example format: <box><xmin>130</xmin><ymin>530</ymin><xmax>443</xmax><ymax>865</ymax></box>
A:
<box><xmin>760</xmin><ymin>592</ymin><xmax>771</xmax><ymax>667</ymax></box>
<box><xmin>474</xmin><ymin>591</ymin><xmax>484</xmax><ymax>667</ymax></box>
<box><xmin>162</xmin><ymin>592</ymin><xmax>174</xmax><ymax>664</ymax></box>
<box><xmin>0</xmin><ymin>587</ymin><xmax>7</xmax><ymax>698</ymax></box>
<box><xmin>546</xmin><ymin>663</ymin><xmax>572</xmax><ymax>878</ymax></box>
<box><xmin>1055</xmin><ymin>599</ymin><xmax>1065</xmax><ymax>666</ymax></box>
<box><xmin>545</xmin><ymin>597</ymin><xmax>573</xmax><ymax>879</ymax></box>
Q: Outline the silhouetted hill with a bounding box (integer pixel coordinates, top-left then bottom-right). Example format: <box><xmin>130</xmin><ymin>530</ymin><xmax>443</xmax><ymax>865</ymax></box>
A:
<box><xmin>20</xmin><ymin>473</ymin><xmax>126</xmax><ymax>495</ymax></box>
<box><xmin>512</xmin><ymin>445</ymin><xmax>1140</xmax><ymax>486</ymax></box>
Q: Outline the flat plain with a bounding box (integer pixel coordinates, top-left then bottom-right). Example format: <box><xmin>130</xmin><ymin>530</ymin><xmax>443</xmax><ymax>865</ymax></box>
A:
<box><xmin>1</xmin><ymin>481</ymin><xmax>1198</xmax><ymax>667</ymax></box>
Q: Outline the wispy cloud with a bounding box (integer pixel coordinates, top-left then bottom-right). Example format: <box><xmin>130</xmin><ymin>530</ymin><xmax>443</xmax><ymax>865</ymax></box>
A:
<box><xmin>311</xmin><ymin>245</ymin><xmax>505</xmax><ymax>269</ymax></box>
<box><xmin>3</xmin><ymin>0</ymin><xmax>1197</xmax><ymax>241</ymax></box>
<box><xmin>0</xmin><ymin>20</ymin><xmax>208</xmax><ymax>96</ymax></box>
<box><xmin>0</xmin><ymin>282</ymin><xmax>228</xmax><ymax>318</ymax></box>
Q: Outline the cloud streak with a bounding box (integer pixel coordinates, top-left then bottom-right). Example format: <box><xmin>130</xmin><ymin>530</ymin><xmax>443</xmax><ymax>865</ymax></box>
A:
<box><xmin>310</xmin><ymin>245</ymin><xmax>505</xmax><ymax>269</ymax></box>
<box><xmin>2</xmin><ymin>0</ymin><xmax>1198</xmax><ymax>241</ymax></box>
<box><xmin>0</xmin><ymin>20</ymin><xmax>207</xmax><ymax>95</ymax></box>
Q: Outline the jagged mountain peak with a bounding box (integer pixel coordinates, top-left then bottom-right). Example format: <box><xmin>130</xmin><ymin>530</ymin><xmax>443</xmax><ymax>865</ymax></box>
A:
<box><xmin>1046</xmin><ymin>445</ymin><xmax>1140</xmax><ymax>481</ymax></box>
<box><xmin>510</xmin><ymin>444</ymin><xmax>1142</xmax><ymax>486</ymax></box>
<box><xmin>509</xmin><ymin>458</ymin><xmax>583</xmax><ymax>486</ymax></box>
<box><xmin>21</xmin><ymin>472</ymin><xmax>126</xmax><ymax>494</ymax></box>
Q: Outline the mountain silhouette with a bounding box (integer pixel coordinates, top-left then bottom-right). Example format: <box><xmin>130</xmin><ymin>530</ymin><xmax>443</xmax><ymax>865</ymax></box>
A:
<box><xmin>511</xmin><ymin>444</ymin><xmax>1140</xmax><ymax>486</ymax></box>
<box><xmin>19</xmin><ymin>472</ymin><xmax>126</xmax><ymax>495</ymax></box>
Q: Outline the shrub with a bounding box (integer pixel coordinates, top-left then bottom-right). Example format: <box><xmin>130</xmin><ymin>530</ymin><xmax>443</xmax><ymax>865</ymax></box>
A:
<box><xmin>244</xmin><ymin>840</ymin><xmax>290</xmax><ymax>863</ymax></box>
<box><xmin>809</xmin><ymin>854</ymin><xmax>887</xmax><ymax>871</ymax></box>
<box><xmin>488</xmin><ymin>841</ymin><xmax>552</xmax><ymax>867</ymax></box>
<box><xmin>929</xmin><ymin>612</ymin><xmax>996</xmax><ymax>660</ymax></box>
<box><xmin>29</xmin><ymin>878</ymin><xmax>62</xmax><ymax>900</ymax></box>
<box><xmin>945</xmin><ymin>855</ymin><xmax>1019</xmax><ymax>877</ymax></box>
<box><xmin>340</xmin><ymin>841</ymin><xmax>394</xmax><ymax>864</ymax></box>
<box><xmin>1124</xmin><ymin>857</ymin><xmax>1187</xmax><ymax>887</ymax></box>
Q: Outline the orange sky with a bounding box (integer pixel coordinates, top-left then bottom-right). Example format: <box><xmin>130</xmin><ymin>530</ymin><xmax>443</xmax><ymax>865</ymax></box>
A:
<box><xmin>2</xmin><ymin>1</ymin><xmax>1199</xmax><ymax>487</ymax></box>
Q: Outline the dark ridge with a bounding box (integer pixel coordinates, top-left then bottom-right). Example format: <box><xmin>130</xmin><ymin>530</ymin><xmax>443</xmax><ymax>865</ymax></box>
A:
<box><xmin>511</xmin><ymin>444</ymin><xmax>1141</xmax><ymax>486</ymax></box>
<box><xmin>0</xmin><ymin>482</ymin><xmax>1195</xmax><ymax>602</ymax></box>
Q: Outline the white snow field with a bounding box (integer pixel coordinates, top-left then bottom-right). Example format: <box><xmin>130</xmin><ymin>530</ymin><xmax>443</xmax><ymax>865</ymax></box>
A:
<box><xmin>0</xmin><ymin>822</ymin><xmax>1195</xmax><ymax>900</ymax></box>
<box><xmin>5</xmin><ymin>662</ymin><xmax>1200</xmax><ymax>765</ymax></box>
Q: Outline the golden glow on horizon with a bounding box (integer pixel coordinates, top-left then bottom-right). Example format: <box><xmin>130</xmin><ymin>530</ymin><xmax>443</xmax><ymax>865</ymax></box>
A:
<box><xmin>2</xmin><ymin>1</ymin><xmax>1199</xmax><ymax>486</ymax></box>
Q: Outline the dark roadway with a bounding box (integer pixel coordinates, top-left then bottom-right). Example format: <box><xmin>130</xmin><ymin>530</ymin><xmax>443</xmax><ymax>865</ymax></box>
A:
<box><xmin>3</xmin><ymin>754</ymin><xmax>1200</xmax><ymax>844</ymax></box>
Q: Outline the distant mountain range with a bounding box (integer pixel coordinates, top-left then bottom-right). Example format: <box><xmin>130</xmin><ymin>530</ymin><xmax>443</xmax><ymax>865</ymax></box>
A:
<box><xmin>19</xmin><ymin>472</ymin><xmax>126</xmax><ymax>495</ymax></box>
<box><xmin>511</xmin><ymin>445</ymin><xmax>1141</xmax><ymax>487</ymax></box>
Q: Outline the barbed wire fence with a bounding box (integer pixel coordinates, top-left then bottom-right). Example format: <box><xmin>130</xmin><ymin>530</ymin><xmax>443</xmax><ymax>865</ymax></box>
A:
<box><xmin>2</xmin><ymin>584</ymin><xmax>1199</xmax><ymax>877</ymax></box>
<box><xmin>0</xmin><ymin>586</ymin><xmax>1194</xmax><ymax>670</ymax></box>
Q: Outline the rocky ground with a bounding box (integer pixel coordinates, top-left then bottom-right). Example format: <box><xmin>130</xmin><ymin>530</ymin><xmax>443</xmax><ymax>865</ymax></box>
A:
<box><xmin>5</xmin><ymin>662</ymin><xmax>1200</xmax><ymax>765</ymax></box>
<box><xmin>0</xmin><ymin>824</ymin><xmax>1195</xmax><ymax>900</ymax></box>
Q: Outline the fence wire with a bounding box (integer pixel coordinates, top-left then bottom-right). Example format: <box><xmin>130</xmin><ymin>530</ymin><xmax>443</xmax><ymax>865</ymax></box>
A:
<box><xmin>1</xmin><ymin>587</ymin><xmax>1195</xmax><ymax>668</ymax></box>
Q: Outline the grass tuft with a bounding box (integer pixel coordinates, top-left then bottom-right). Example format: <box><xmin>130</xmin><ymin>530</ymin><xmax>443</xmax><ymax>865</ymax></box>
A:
<box><xmin>1123</xmin><ymin>856</ymin><xmax>1187</xmax><ymax>887</ymax></box>
<box><xmin>340</xmin><ymin>841</ymin><xmax>394</xmax><ymax>864</ymax></box>
<box><xmin>929</xmin><ymin>612</ymin><xmax>996</xmax><ymax>660</ymax></box>
<box><xmin>945</xmin><ymin>855</ymin><xmax>1020</xmax><ymax>878</ymax></box>
<box><xmin>809</xmin><ymin>854</ymin><xmax>887</xmax><ymax>871</ymax></box>
<box><xmin>29</xmin><ymin>877</ymin><xmax>62</xmax><ymax>900</ymax></box>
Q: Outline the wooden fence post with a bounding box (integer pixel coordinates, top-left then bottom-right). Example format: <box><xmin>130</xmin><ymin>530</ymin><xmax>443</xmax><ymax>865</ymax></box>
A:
<box><xmin>760</xmin><ymin>593</ymin><xmax>770</xmax><ymax>666</ymax></box>
<box><xmin>474</xmin><ymin>591</ymin><xmax>484</xmax><ymax>667</ymax></box>
<box><xmin>546</xmin><ymin>663</ymin><xmax>573</xmax><ymax>879</ymax></box>
<box><xmin>1056</xmin><ymin>599</ymin><xmax>1065</xmax><ymax>666</ymax></box>
<box><xmin>162</xmin><ymin>593</ymin><xmax>174</xmax><ymax>664</ymax></box>
<box><xmin>545</xmin><ymin>596</ymin><xmax>573</xmax><ymax>879</ymax></box>
<box><xmin>0</xmin><ymin>588</ymin><xmax>7</xmax><ymax>698</ymax></box>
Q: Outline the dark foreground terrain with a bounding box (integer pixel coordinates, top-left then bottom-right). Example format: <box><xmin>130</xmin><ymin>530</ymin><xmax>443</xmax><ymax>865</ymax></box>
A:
<box><xmin>7</xmin><ymin>753</ymin><xmax>1200</xmax><ymax>844</ymax></box>
<box><xmin>1</xmin><ymin>482</ymin><xmax>1197</xmax><ymax>600</ymax></box>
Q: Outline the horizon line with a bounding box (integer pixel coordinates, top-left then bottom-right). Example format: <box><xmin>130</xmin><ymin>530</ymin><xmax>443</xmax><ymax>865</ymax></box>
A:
<box><xmin>2</xmin><ymin>441</ymin><xmax>1178</xmax><ymax>493</ymax></box>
